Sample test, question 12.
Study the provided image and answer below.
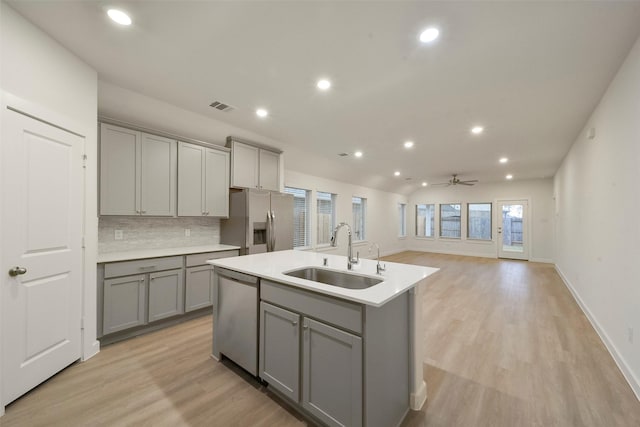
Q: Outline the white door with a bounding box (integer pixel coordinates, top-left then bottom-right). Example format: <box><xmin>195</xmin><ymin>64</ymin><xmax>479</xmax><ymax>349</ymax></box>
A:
<box><xmin>497</xmin><ymin>200</ymin><xmax>529</xmax><ymax>260</ymax></box>
<box><xmin>2</xmin><ymin>108</ymin><xmax>84</xmax><ymax>405</ymax></box>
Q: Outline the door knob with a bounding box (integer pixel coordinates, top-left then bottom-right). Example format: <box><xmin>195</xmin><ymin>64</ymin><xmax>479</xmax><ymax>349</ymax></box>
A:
<box><xmin>8</xmin><ymin>267</ymin><xmax>27</xmax><ymax>277</ymax></box>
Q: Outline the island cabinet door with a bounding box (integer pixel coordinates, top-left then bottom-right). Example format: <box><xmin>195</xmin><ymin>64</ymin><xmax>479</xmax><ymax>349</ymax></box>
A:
<box><xmin>259</xmin><ymin>302</ymin><xmax>300</xmax><ymax>402</ymax></box>
<box><xmin>302</xmin><ymin>318</ymin><xmax>362</xmax><ymax>427</ymax></box>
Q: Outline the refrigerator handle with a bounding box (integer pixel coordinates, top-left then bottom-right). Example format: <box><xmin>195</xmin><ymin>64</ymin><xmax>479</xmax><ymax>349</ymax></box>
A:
<box><xmin>266</xmin><ymin>210</ymin><xmax>272</xmax><ymax>252</ymax></box>
<box><xmin>271</xmin><ymin>210</ymin><xmax>277</xmax><ymax>251</ymax></box>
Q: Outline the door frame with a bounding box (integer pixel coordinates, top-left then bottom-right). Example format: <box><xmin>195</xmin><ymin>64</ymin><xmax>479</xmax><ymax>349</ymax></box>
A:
<box><xmin>1</xmin><ymin>92</ymin><xmax>99</xmax><ymax>412</ymax></box>
<box><xmin>496</xmin><ymin>198</ymin><xmax>531</xmax><ymax>261</ymax></box>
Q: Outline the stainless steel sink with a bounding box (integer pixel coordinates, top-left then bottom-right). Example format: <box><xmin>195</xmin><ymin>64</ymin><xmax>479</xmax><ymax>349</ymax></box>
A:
<box><xmin>283</xmin><ymin>267</ymin><xmax>383</xmax><ymax>289</ymax></box>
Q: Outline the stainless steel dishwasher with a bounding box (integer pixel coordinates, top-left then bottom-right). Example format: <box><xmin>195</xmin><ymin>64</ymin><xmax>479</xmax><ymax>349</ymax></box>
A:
<box><xmin>216</xmin><ymin>267</ymin><xmax>259</xmax><ymax>376</ymax></box>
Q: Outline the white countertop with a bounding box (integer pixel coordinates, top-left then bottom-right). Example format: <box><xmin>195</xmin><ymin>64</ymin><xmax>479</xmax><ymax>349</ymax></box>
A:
<box><xmin>97</xmin><ymin>244</ymin><xmax>241</xmax><ymax>263</ymax></box>
<box><xmin>208</xmin><ymin>250</ymin><xmax>439</xmax><ymax>307</ymax></box>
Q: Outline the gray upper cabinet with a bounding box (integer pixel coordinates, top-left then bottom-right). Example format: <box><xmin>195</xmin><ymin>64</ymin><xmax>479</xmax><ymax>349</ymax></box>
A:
<box><xmin>230</xmin><ymin>140</ymin><xmax>259</xmax><ymax>189</ymax></box>
<box><xmin>229</xmin><ymin>139</ymin><xmax>280</xmax><ymax>191</ymax></box>
<box><xmin>100</xmin><ymin>124</ymin><xmax>138</xmax><ymax>215</ymax></box>
<box><xmin>178</xmin><ymin>142</ymin><xmax>229</xmax><ymax>217</ymax></box>
<box><xmin>258</xmin><ymin>149</ymin><xmax>280</xmax><ymax>192</ymax></box>
<box><xmin>100</xmin><ymin>123</ymin><xmax>177</xmax><ymax>216</ymax></box>
<box><xmin>205</xmin><ymin>148</ymin><xmax>229</xmax><ymax>217</ymax></box>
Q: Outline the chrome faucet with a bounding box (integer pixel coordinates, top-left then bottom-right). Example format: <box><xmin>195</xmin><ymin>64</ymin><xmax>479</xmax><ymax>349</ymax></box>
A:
<box><xmin>330</xmin><ymin>222</ymin><xmax>359</xmax><ymax>270</ymax></box>
<box><xmin>369</xmin><ymin>243</ymin><xmax>386</xmax><ymax>275</ymax></box>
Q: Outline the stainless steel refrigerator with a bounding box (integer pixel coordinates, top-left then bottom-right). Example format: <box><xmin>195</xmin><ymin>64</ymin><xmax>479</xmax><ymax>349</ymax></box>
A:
<box><xmin>221</xmin><ymin>189</ymin><xmax>294</xmax><ymax>255</ymax></box>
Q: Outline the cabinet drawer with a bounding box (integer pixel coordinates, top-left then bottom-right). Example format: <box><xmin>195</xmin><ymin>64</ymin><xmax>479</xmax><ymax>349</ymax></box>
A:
<box><xmin>261</xmin><ymin>280</ymin><xmax>362</xmax><ymax>335</ymax></box>
<box><xmin>104</xmin><ymin>256</ymin><xmax>183</xmax><ymax>278</ymax></box>
<box><xmin>186</xmin><ymin>250</ymin><xmax>238</xmax><ymax>267</ymax></box>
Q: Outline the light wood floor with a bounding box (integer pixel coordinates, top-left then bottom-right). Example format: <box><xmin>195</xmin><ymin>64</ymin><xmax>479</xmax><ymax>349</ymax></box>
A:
<box><xmin>2</xmin><ymin>251</ymin><xmax>639</xmax><ymax>426</ymax></box>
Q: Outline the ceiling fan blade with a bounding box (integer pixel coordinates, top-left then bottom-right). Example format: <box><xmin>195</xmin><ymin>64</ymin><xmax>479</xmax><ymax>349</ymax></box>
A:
<box><xmin>462</xmin><ymin>180</ymin><xmax>478</xmax><ymax>183</ymax></box>
<box><xmin>458</xmin><ymin>182</ymin><xmax>475</xmax><ymax>186</ymax></box>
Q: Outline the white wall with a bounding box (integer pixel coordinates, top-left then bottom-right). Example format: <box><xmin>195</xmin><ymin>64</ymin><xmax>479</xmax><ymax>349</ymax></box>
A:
<box><xmin>554</xmin><ymin>35</ymin><xmax>640</xmax><ymax>399</ymax></box>
<box><xmin>0</xmin><ymin>0</ymin><xmax>99</xmax><ymax>374</ymax></box>
<box><xmin>285</xmin><ymin>170</ymin><xmax>408</xmax><ymax>258</ymax></box>
<box><xmin>407</xmin><ymin>179</ymin><xmax>554</xmax><ymax>262</ymax></box>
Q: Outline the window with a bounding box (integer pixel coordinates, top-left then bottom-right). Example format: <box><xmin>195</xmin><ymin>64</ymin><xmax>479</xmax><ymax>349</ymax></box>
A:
<box><xmin>468</xmin><ymin>203</ymin><xmax>492</xmax><ymax>240</ymax></box>
<box><xmin>440</xmin><ymin>203</ymin><xmax>461</xmax><ymax>238</ymax></box>
<box><xmin>352</xmin><ymin>196</ymin><xmax>366</xmax><ymax>241</ymax></box>
<box><xmin>398</xmin><ymin>203</ymin><xmax>407</xmax><ymax>237</ymax></box>
<box><xmin>416</xmin><ymin>204</ymin><xmax>435</xmax><ymax>237</ymax></box>
<box><xmin>284</xmin><ymin>187</ymin><xmax>310</xmax><ymax>248</ymax></box>
<box><xmin>317</xmin><ymin>191</ymin><xmax>336</xmax><ymax>245</ymax></box>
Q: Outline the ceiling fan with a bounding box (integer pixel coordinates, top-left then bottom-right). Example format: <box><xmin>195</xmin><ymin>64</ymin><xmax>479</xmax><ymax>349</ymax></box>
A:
<box><xmin>432</xmin><ymin>174</ymin><xmax>478</xmax><ymax>187</ymax></box>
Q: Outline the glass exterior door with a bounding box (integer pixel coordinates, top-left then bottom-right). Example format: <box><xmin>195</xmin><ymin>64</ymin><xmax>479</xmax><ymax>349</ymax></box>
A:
<box><xmin>497</xmin><ymin>200</ymin><xmax>529</xmax><ymax>260</ymax></box>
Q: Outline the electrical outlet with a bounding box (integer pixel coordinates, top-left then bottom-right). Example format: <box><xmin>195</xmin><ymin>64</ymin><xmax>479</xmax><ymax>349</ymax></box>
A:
<box><xmin>114</xmin><ymin>230</ymin><xmax>123</xmax><ymax>240</ymax></box>
<box><xmin>185</xmin><ymin>228</ymin><xmax>191</xmax><ymax>237</ymax></box>
<box><xmin>628</xmin><ymin>327</ymin><xmax>634</xmax><ymax>344</ymax></box>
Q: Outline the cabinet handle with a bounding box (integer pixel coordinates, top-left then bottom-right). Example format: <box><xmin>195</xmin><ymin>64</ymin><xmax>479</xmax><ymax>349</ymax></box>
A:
<box><xmin>150</xmin><ymin>277</ymin><xmax>155</xmax><ymax>281</ymax></box>
<box><xmin>140</xmin><ymin>278</ymin><xmax>144</xmax><ymax>282</ymax></box>
<box><xmin>141</xmin><ymin>210</ymin><xmax>146</xmax><ymax>214</ymax></box>
<box><xmin>205</xmin><ymin>211</ymin><xmax>210</xmax><ymax>215</ymax></box>
<box><xmin>136</xmin><ymin>210</ymin><xmax>141</xmax><ymax>214</ymax></box>
<box><xmin>292</xmin><ymin>320</ymin><xmax>298</xmax><ymax>326</ymax></box>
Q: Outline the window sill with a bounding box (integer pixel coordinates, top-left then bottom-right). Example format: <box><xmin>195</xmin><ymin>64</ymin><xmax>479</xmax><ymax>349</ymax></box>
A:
<box><xmin>414</xmin><ymin>236</ymin><xmax>436</xmax><ymax>240</ymax></box>
<box><xmin>294</xmin><ymin>246</ymin><xmax>313</xmax><ymax>251</ymax></box>
<box><xmin>438</xmin><ymin>237</ymin><xmax>462</xmax><ymax>240</ymax></box>
<box><xmin>353</xmin><ymin>240</ymin><xmax>369</xmax><ymax>247</ymax></box>
<box><xmin>398</xmin><ymin>236</ymin><xmax>407</xmax><ymax>240</ymax></box>
<box><xmin>314</xmin><ymin>245</ymin><xmax>337</xmax><ymax>252</ymax></box>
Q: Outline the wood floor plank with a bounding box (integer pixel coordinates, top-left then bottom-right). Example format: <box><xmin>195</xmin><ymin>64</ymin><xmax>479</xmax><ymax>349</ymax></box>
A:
<box><xmin>1</xmin><ymin>251</ymin><xmax>638</xmax><ymax>426</ymax></box>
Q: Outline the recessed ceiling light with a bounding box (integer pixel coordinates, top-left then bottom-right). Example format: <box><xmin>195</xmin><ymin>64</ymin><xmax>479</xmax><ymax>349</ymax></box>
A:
<box><xmin>404</xmin><ymin>141</ymin><xmax>414</xmax><ymax>148</ymax></box>
<box><xmin>419</xmin><ymin>27</ymin><xmax>439</xmax><ymax>43</ymax></box>
<box><xmin>354</xmin><ymin>151</ymin><xmax>363</xmax><ymax>158</ymax></box>
<box><xmin>471</xmin><ymin>126</ymin><xmax>484</xmax><ymax>135</ymax></box>
<box><xmin>422</xmin><ymin>182</ymin><xmax>428</xmax><ymax>187</ymax></box>
<box><xmin>107</xmin><ymin>9</ymin><xmax>132</xmax><ymax>26</ymax></box>
<box><xmin>394</xmin><ymin>171</ymin><xmax>401</xmax><ymax>176</ymax></box>
<box><xmin>317</xmin><ymin>79</ymin><xmax>331</xmax><ymax>90</ymax></box>
<box><xmin>506</xmin><ymin>174</ymin><xmax>513</xmax><ymax>180</ymax></box>
<box><xmin>499</xmin><ymin>157</ymin><xmax>508</xmax><ymax>164</ymax></box>
<box><xmin>256</xmin><ymin>108</ymin><xmax>268</xmax><ymax>118</ymax></box>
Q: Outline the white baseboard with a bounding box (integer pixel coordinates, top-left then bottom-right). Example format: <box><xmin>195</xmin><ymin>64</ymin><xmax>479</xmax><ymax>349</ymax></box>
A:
<box><xmin>410</xmin><ymin>380</ymin><xmax>427</xmax><ymax>410</ymax></box>
<box><xmin>555</xmin><ymin>265</ymin><xmax>640</xmax><ymax>401</ymax></box>
<box><xmin>82</xmin><ymin>340</ymin><xmax>100</xmax><ymax>362</ymax></box>
<box><xmin>530</xmin><ymin>257</ymin><xmax>554</xmax><ymax>263</ymax></box>
<box><xmin>407</xmin><ymin>247</ymin><xmax>497</xmax><ymax>259</ymax></box>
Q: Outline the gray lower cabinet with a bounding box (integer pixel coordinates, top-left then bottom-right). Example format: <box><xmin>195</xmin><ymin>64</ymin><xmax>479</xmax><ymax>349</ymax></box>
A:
<box><xmin>103</xmin><ymin>274</ymin><xmax>146</xmax><ymax>335</ymax></box>
<box><xmin>148</xmin><ymin>268</ymin><xmax>184</xmax><ymax>322</ymax></box>
<box><xmin>259</xmin><ymin>280</ymin><xmax>363</xmax><ymax>427</ymax></box>
<box><xmin>185</xmin><ymin>265</ymin><xmax>213</xmax><ymax>312</ymax></box>
<box><xmin>259</xmin><ymin>302</ymin><xmax>300</xmax><ymax>402</ymax></box>
<box><xmin>302</xmin><ymin>318</ymin><xmax>362</xmax><ymax>427</ymax></box>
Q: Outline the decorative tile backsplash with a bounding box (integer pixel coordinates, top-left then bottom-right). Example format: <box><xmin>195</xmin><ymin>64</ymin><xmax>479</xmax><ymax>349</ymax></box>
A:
<box><xmin>99</xmin><ymin>216</ymin><xmax>220</xmax><ymax>253</ymax></box>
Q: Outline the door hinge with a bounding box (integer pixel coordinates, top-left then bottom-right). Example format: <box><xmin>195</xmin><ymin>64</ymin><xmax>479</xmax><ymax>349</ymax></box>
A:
<box><xmin>80</xmin><ymin>317</ymin><xmax>85</xmax><ymax>330</ymax></box>
<box><xmin>82</xmin><ymin>154</ymin><xmax>87</xmax><ymax>168</ymax></box>
<box><xmin>82</xmin><ymin>236</ymin><xmax>86</xmax><ymax>248</ymax></box>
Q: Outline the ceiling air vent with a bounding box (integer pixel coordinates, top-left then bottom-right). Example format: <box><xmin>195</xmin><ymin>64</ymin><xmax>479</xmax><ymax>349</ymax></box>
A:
<box><xmin>209</xmin><ymin>101</ymin><xmax>235</xmax><ymax>112</ymax></box>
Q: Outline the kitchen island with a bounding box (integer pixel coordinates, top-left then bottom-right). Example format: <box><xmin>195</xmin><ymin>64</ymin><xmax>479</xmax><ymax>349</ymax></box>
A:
<box><xmin>208</xmin><ymin>250</ymin><xmax>438</xmax><ymax>427</ymax></box>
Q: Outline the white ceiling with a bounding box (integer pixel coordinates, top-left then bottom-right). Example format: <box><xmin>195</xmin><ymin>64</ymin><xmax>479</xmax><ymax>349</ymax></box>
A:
<box><xmin>8</xmin><ymin>1</ymin><xmax>640</xmax><ymax>194</ymax></box>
